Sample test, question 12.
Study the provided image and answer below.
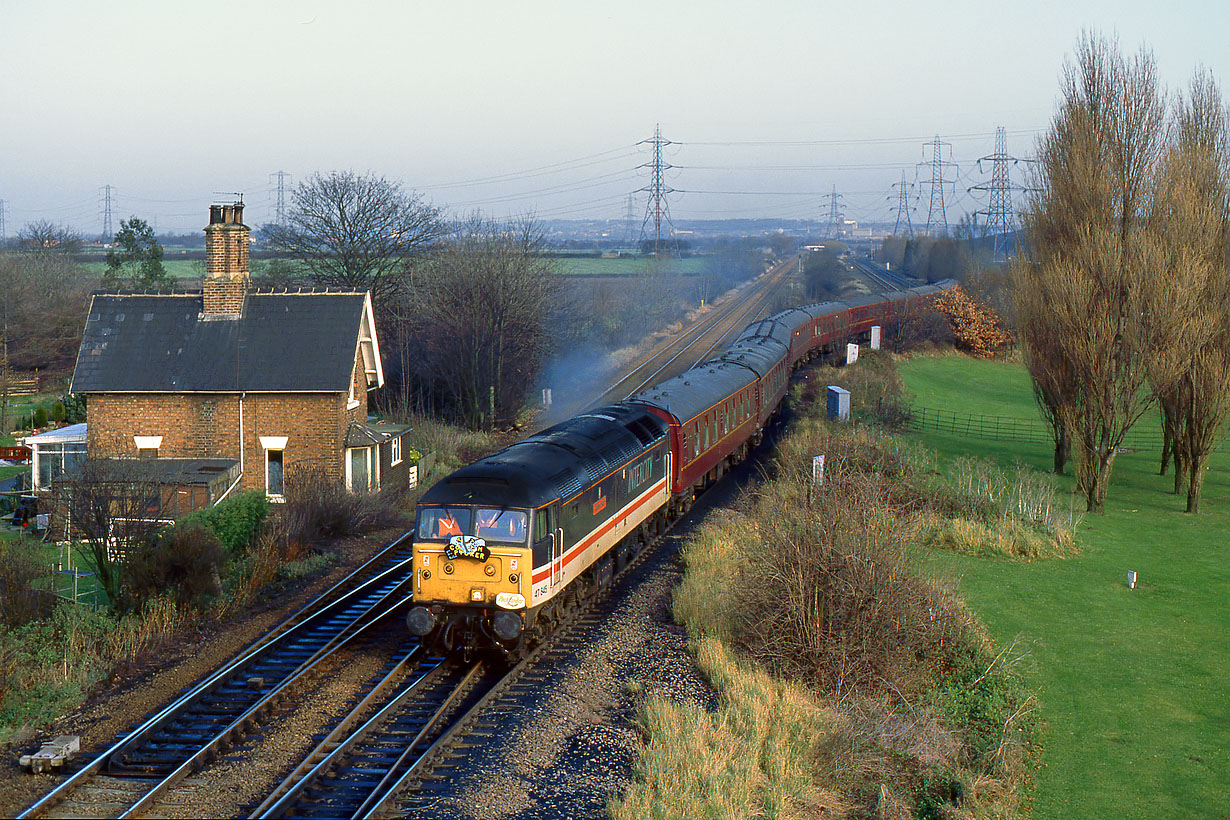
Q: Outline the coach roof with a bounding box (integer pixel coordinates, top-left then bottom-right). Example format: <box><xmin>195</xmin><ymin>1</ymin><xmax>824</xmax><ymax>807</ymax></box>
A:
<box><xmin>71</xmin><ymin>289</ymin><xmax>376</xmax><ymax>393</ymax></box>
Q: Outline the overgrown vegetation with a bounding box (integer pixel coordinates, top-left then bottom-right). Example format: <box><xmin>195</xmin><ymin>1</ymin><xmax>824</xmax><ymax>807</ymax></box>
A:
<box><xmin>615</xmin><ymin>353</ymin><xmax>1042</xmax><ymax>819</ymax></box>
<box><xmin>0</xmin><ymin>472</ymin><xmax>411</xmax><ymax>743</ymax></box>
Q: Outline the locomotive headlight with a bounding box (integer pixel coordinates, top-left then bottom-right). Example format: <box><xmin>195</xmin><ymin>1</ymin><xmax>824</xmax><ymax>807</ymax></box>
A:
<box><xmin>509</xmin><ymin>573</ymin><xmax>519</xmax><ymax>584</ymax></box>
<box><xmin>422</xmin><ymin>569</ymin><xmax>431</xmax><ymax>580</ymax></box>
<box><xmin>484</xmin><ymin>564</ymin><xmax>496</xmax><ymax>577</ymax></box>
<box><xmin>444</xmin><ymin>563</ymin><xmax>454</xmax><ymax>575</ymax></box>
<box><xmin>470</xmin><ymin>587</ymin><xmax>484</xmax><ymax>602</ymax></box>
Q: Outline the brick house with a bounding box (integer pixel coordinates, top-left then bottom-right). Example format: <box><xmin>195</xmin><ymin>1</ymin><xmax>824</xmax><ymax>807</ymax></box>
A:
<box><xmin>68</xmin><ymin>202</ymin><xmax>411</xmax><ymax>509</ymax></box>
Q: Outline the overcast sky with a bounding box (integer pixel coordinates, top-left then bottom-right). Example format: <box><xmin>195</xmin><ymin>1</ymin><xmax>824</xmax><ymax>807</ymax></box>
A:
<box><xmin>1</xmin><ymin>0</ymin><xmax>1226</xmax><ymax>235</ymax></box>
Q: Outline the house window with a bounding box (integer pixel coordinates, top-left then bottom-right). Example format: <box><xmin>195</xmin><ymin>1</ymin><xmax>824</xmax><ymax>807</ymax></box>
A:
<box><xmin>266</xmin><ymin>449</ymin><xmax>284</xmax><ymax>498</ymax></box>
<box><xmin>391</xmin><ymin>436</ymin><xmax>402</xmax><ymax>466</ymax></box>
<box><xmin>134</xmin><ymin>436</ymin><xmax>162</xmax><ymax>458</ymax></box>
<box><xmin>35</xmin><ymin>442</ymin><xmax>86</xmax><ymax>489</ymax></box>
<box><xmin>260</xmin><ymin>436</ymin><xmax>289</xmax><ymax>500</ymax></box>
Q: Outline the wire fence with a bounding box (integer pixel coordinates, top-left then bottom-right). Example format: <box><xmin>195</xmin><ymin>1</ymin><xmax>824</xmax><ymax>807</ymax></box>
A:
<box><xmin>904</xmin><ymin>406</ymin><xmax>1163</xmax><ymax>451</ymax></box>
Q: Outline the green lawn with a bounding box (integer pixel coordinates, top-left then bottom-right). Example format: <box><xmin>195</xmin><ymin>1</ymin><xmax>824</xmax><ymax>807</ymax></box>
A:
<box><xmin>899</xmin><ymin>353</ymin><xmax>1228</xmax><ymax>819</ymax></box>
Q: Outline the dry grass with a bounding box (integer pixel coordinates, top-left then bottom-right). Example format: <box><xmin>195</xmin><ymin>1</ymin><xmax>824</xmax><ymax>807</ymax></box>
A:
<box><xmin>617</xmin><ymin>355</ymin><xmax>1038</xmax><ymax>819</ymax></box>
<box><xmin>612</xmin><ymin>637</ymin><xmax>848</xmax><ymax>820</ymax></box>
<box><xmin>921</xmin><ymin>455</ymin><xmax>1083</xmax><ymax>560</ymax></box>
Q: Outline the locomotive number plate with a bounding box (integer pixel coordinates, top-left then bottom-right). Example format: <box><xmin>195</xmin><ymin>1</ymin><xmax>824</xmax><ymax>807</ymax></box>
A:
<box><xmin>445</xmin><ymin>535</ymin><xmax>490</xmax><ymax>561</ymax></box>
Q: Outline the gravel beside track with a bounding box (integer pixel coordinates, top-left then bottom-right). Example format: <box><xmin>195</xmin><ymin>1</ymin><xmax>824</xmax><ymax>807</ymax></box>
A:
<box><xmin>391</xmin><ymin>479</ymin><xmax>748</xmax><ymax>820</ymax></box>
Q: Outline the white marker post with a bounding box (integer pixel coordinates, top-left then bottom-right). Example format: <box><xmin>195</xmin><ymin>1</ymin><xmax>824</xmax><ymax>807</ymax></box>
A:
<box><xmin>870</xmin><ymin>325</ymin><xmax>881</xmax><ymax>350</ymax></box>
<box><xmin>846</xmin><ymin>342</ymin><xmax>859</xmax><ymax>364</ymax></box>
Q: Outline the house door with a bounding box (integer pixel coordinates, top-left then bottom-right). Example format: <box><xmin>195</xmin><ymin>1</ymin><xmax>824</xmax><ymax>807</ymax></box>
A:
<box><xmin>349</xmin><ymin>448</ymin><xmax>370</xmax><ymax>493</ymax></box>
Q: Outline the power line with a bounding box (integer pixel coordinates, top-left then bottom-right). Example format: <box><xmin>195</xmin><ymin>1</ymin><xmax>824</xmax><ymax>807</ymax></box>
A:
<box><xmin>969</xmin><ymin>126</ymin><xmax>1035</xmax><ymax>258</ymax></box>
<box><xmin>637</xmin><ymin>124</ymin><xmax>678</xmax><ymax>255</ymax></box>
<box><xmin>889</xmin><ymin>170</ymin><xmax>915</xmax><ymax>238</ymax></box>
<box><xmin>823</xmin><ymin>185</ymin><xmax>845</xmax><ymax>238</ymax></box>
<box><xmin>918</xmin><ymin>135</ymin><xmax>959</xmax><ymax>236</ymax></box>
<box><xmin>270</xmin><ymin>171</ymin><xmax>291</xmax><ymax>227</ymax></box>
<box><xmin>100</xmin><ymin>184</ymin><xmax>114</xmax><ymax>244</ymax></box>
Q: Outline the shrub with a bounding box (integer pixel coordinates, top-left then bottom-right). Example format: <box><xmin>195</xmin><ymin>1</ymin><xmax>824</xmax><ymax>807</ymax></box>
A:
<box><xmin>60</xmin><ymin>392</ymin><xmax>87</xmax><ymax>424</ymax></box>
<box><xmin>31</xmin><ymin>405</ymin><xmax>48</xmax><ymax>428</ymax></box>
<box><xmin>181</xmin><ymin>491</ymin><xmax>270</xmax><ymax>554</ymax></box>
<box><xmin>0</xmin><ymin>538</ymin><xmax>55</xmax><ymax>627</ymax></box>
<box><xmin>281</xmin><ymin>467</ymin><xmax>408</xmax><ymax>548</ymax></box>
<box><xmin>51</xmin><ymin>401</ymin><xmax>66</xmax><ymax>423</ymax></box>
<box><xmin>123</xmin><ymin>523</ymin><xmax>225</xmax><ymax>609</ymax></box>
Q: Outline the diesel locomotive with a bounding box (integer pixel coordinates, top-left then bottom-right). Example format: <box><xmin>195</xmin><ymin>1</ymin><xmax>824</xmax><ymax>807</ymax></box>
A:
<box><xmin>405</xmin><ymin>277</ymin><xmax>954</xmax><ymax>657</ymax></box>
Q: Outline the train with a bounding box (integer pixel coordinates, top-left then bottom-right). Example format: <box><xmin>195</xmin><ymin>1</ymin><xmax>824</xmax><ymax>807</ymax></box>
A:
<box><xmin>404</xmin><ymin>275</ymin><xmax>955</xmax><ymax>658</ymax></box>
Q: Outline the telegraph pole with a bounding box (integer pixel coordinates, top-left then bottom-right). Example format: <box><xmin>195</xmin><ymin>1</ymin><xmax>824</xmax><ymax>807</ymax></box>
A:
<box><xmin>889</xmin><ymin>170</ymin><xmax>915</xmax><ymax>238</ymax></box>
<box><xmin>637</xmin><ymin>124</ymin><xmax>677</xmax><ymax>256</ymax></box>
<box><xmin>0</xmin><ymin>199</ymin><xmax>6</xmax><ymax>243</ymax></box>
<box><xmin>918</xmin><ymin>135</ymin><xmax>958</xmax><ymax>236</ymax></box>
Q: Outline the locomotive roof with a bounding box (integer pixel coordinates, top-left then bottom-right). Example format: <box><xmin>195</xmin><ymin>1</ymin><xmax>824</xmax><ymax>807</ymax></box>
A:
<box><xmin>418</xmin><ymin>402</ymin><xmax>667</xmax><ymax>509</ymax></box>
<box><xmin>630</xmin><ymin>360</ymin><xmax>759</xmax><ymax>425</ymax></box>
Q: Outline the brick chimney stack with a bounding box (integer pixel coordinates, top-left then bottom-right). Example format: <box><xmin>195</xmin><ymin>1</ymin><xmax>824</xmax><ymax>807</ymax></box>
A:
<box><xmin>202</xmin><ymin>203</ymin><xmax>249</xmax><ymax>318</ymax></box>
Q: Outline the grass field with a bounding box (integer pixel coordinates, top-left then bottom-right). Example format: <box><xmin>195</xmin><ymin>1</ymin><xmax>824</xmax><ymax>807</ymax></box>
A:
<box><xmin>548</xmin><ymin>255</ymin><xmax>708</xmax><ymax>276</ymax></box>
<box><xmin>898</xmin><ymin>354</ymin><xmax>1228</xmax><ymax>819</ymax></box>
<box><xmin>79</xmin><ymin>258</ymin><xmax>203</xmax><ymax>280</ymax></box>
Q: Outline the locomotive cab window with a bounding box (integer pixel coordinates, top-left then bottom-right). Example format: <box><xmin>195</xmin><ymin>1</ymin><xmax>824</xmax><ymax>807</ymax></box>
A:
<box><xmin>475</xmin><ymin>508</ymin><xmax>528</xmax><ymax>543</ymax></box>
<box><xmin>416</xmin><ymin>506</ymin><xmax>473</xmax><ymax>540</ymax></box>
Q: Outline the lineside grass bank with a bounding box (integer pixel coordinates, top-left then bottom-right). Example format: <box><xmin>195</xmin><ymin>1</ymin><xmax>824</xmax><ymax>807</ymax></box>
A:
<box><xmin>899</xmin><ymin>353</ymin><xmax>1229</xmax><ymax>819</ymax></box>
<box><xmin>614</xmin><ymin>352</ymin><xmax>1048</xmax><ymax>819</ymax></box>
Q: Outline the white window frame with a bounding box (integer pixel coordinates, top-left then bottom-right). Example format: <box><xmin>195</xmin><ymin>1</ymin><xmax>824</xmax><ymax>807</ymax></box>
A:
<box><xmin>133</xmin><ymin>435</ymin><xmax>162</xmax><ymax>457</ymax></box>
<box><xmin>346</xmin><ymin>446</ymin><xmax>375</xmax><ymax>493</ymax></box>
<box><xmin>260</xmin><ymin>436</ymin><xmax>289</xmax><ymax>501</ymax></box>
<box><xmin>390</xmin><ymin>435</ymin><xmax>402</xmax><ymax>466</ymax></box>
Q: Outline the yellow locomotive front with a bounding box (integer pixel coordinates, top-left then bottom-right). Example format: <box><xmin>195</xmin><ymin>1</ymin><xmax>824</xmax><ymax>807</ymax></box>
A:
<box><xmin>407</xmin><ymin>505</ymin><xmax>533</xmax><ymax>649</ymax></box>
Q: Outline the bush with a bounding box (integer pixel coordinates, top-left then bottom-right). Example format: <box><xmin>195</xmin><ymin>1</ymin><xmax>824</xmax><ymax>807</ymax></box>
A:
<box><xmin>281</xmin><ymin>467</ymin><xmax>408</xmax><ymax>548</ymax></box>
<box><xmin>0</xmin><ymin>538</ymin><xmax>55</xmax><ymax>627</ymax></box>
<box><xmin>123</xmin><ymin>523</ymin><xmax>225</xmax><ymax>609</ymax></box>
<box><xmin>31</xmin><ymin>405</ymin><xmax>48</xmax><ymax>428</ymax></box>
<box><xmin>181</xmin><ymin>491</ymin><xmax>270</xmax><ymax>554</ymax></box>
<box><xmin>51</xmin><ymin>401</ymin><xmax>66</xmax><ymax>423</ymax></box>
<box><xmin>60</xmin><ymin>392</ymin><xmax>86</xmax><ymax>424</ymax></box>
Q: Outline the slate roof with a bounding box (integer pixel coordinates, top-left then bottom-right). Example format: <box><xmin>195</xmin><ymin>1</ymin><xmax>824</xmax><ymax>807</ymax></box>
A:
<box><xmin>71</xmin><ymin>290</ymin><xmax>370</xmax><ymax>393</ymax></box>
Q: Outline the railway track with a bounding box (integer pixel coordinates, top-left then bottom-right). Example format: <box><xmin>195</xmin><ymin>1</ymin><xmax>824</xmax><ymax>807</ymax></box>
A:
<box><xmin>584</xmin><ymin>255</ymin><xmax>797</xmax><ymax>408</ymax></box>
<box><xmin>850</xmin><ymin>256</ymin><xmax>916</xmax><ymax>292</ymax></box>
<box><xmin>19</xmin><ymin>535</ymin><xmax>419</xmax><ymax>820</ymax></box>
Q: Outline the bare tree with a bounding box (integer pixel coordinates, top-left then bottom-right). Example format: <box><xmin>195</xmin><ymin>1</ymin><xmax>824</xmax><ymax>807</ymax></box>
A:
<box><xmin>1015</xmin><ymin>271</ymin><xmax>1076</xmax><ymax>474</ymax></box>
<box><xmin>16</xmin><ymin>220</ymin><xmax>83</xmax><ymax>254</ymax></box>
<box><xmin>56</xmin><ymin>459</ymin><xmax>177</xmax><ymax>609</ymax></box>
<box><xmin>264</xmin><ymin>171</ymin><xmax>443</xmax><ymax>307</ymax></box>
<box><xmin>1149</xmin><ymin>69</ymin><xmax>1230</xmax><ymax>512</ymax></box>
<box><xmin>397</xmin><ymin>216</ymin><xmax>557</xmax><ymax>428</ymax></box>
<box><xmin>1015</xmin><ymin>33</ymin><xmax>1185</xmax><ymax>513</ymax></box>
